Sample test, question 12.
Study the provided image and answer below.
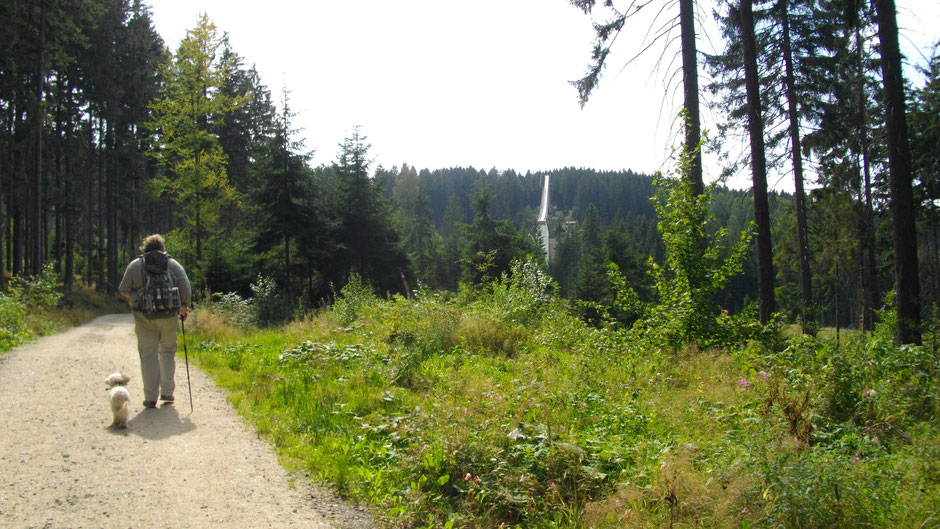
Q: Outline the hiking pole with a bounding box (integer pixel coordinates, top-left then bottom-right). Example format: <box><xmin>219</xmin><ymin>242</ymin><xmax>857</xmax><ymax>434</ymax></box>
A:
<box><xmin>180</xmin><ymin>314</ymin><xmax>194</xmax><ymax>413</ymax></box>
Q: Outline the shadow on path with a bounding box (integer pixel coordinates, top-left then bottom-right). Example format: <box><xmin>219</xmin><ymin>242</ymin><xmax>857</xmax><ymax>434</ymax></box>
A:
<box><xmin>127</xmin><ymin>403</ymin><xmax>196</xmax><ymax>440</ymax></box>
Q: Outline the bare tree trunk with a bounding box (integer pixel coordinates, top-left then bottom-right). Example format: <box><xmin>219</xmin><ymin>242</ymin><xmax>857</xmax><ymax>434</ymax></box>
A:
<box><xmin>106</xmin><ymin>123</ymin><xmax>117</xmax><ymax>295</ymax></box>
<box><xmin>874</xmin><ymin>0</ymin><xmax>921</xmax><ymax>344</ymax></box>
<box><xmin>679</xmin><ymin>0</ymin><xmax>703</xmax><ymax>195</ymax></box>
<box><xmin>740</xmin><ymin>0</ymin><xmax>776</xmax><ymax>323</ymax></box>
<box><xmin>84</xmin><ymin>117</ymin><xmax>94</xmax><ymax>286</ymax></box>
<box><xmin>31</xmin><ymin>0</ymin><xmax>46</xmax><ymax>276</ymax></box>
<box><xmin>780</xmin><ymin>0</ymin><xmax>813</xmax><ymax>332</ymax></box>
<box><xmin>97</xmin><ymin>117</ymin><xmax>105</xmax><ymax>290</ymax></box>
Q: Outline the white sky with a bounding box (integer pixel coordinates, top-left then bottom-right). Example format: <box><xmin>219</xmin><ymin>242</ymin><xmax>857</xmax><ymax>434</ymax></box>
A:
<box><xmin>149</xmin><ymin>0</ymin><xmax>939</xmax><ymax>193</ymax></box>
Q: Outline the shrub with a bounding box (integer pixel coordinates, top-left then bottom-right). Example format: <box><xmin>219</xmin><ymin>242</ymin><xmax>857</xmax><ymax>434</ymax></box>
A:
<box><xmin>0</xmin><ymin>294</ymin><xmax>27</xmax><ymax>350</ymax></box>
<box><xmin>250</xmin><ymin>275</ymin><xmax>292</xmax><ymax>327</ymax></box>
<box><xmin>9</xmin><ymin>262</ymin><xmax>63</xmax><ymax>310</ymax></box>
<box><xmin>206</xmin><ymin>291</ymin><xmax>254</xmax><ymax>327</ymax></box>
<box><xmin>332</xmin><ymin>273</ymin><xmax>378</xmax><ymax>326</ymax></box>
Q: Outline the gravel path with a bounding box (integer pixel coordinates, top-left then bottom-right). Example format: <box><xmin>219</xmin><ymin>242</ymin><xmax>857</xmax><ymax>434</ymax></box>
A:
<box><xmin>0</xmin><ymin>313</ymin><xmax>374</xmax><ymax>529</ymax></box>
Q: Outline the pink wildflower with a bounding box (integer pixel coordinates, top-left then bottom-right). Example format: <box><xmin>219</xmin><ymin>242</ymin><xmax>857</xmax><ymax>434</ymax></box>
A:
<box><xmin>474</xmin><ymin>476</ymin><xmax>482</xmax><ymax>483</ymax></box>
<box><xmin>549</xmin><ymin>482</ymin><xmax>556</xmax><ymax>489</ymax></box>
<box><xmin>464</xmin><ymin>473</ymin><xmax>472</xmax><ymax>481</ymax></box>
<box><xmin>741</xmin><ymin>508</ymin><xmax>749</xmax><ymax>515</ymax></box>
<box><xmin>738</xmin><ymin>378</ymin><xmax>750</xmax><ymax>388</ymax></box>
<box><xmin>758</xmin><ymin>370</ymin><xmax>769</xmax><ymax>383</ymax></box>
<box><xmin>500</xmin><ymin>524</ymin><xmax>508</xmax><ymax>529</ymax></box>
<box><xmin>722</xmin><ymin>308</ymin><xmax>729</xmax><ymax>315</ymax></box>
<box><xmin>660</xmin><ymin>461</ymin><xmax>667</xmax><ymax>470</ymax></box>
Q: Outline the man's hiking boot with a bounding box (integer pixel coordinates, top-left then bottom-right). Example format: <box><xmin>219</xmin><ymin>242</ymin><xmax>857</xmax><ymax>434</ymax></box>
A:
<box><xmin>160</xmin><ymin>395</ymin><xmax>174</xmax><ymax>403</ymax></box>
<box><xmin>143</xmin><ymin>400</ymin><xmax>157</xmax><ymax>408</ymax></box>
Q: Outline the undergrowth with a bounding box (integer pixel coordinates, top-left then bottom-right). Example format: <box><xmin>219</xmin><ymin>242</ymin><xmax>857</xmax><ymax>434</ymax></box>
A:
<box><xmin>0</xmin><ymin>264</ymin><xmax>124</xmax><ymax>353</ymax></box>
<box><xmin>184</xmin><ymin>143</ymin><xmax>936</xmax><ymax>528</ymax></box>
<box><xmin>185</xmin><ymin>256</ymin><xmax>940</xmax><ymax>528</ymax></box>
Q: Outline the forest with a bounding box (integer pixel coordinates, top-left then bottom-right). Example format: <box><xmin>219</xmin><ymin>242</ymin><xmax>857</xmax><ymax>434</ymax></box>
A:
<box><xmin>2</xmin><ymin>0</ymin><xmax>939</xmax><ymax>527</ymax></box>
<box><xmin>0</xmin><ymin>0</ymin><xmax>937</xmax><ymax>342</ymax></box>
<box><xmin>0</xmin><ymin>0</ymin><xmax>937</xmax><ymax>343</ymax></box>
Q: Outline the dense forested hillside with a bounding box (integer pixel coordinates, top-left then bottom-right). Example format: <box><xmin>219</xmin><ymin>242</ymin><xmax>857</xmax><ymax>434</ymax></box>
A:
<box><xmin>2</xmin><ymin>1</ymin><xmax>939</xmax><ymax>527</ymax></box>
<box><xmin>0</xmin><ymin>0</ymin><xmax>937</xmax><ymax>339</ymax></box>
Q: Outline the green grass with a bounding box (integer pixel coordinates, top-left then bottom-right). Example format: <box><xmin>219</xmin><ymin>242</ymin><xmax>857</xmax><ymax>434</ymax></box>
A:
<box><xmin>0</xmin><ymin>283</ymin><xmax>126</xmax><ymax>354</ymax></box>
<box><xmin>185</xmin><ymin>288</ymin><xmax>939</xmax><ymax>528</ymax></box>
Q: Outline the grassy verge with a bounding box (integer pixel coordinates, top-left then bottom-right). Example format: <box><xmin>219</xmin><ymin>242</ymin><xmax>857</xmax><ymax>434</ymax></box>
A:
<box><xmin>0</xmin><ymin>276</ymin><xmax>127</xmax><ymax>354</ymax></box>
<box><xmin>185</xmin><ymin>283</ymin><xmax>938</xmax><ymax>528</ymax></box>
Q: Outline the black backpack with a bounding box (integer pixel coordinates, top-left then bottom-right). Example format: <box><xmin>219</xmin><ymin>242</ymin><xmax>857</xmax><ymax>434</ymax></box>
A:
<box><xmin>133</xmin><ymin>251</ymin><xmax>181</xmax><ymax>317</ymax></box>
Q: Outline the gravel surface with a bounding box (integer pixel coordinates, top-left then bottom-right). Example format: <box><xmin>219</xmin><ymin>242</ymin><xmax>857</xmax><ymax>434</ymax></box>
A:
<box><xmin>0</xmin><ymin>313</ymin><xmax>375</xmax><ymax>529</ymax></box>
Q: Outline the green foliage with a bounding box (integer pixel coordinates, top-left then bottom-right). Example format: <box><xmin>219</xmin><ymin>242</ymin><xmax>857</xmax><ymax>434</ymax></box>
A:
<box><xmin>148</xmin><ymin>14</ymin><xmax>239</xmax><ymax>267</ymax></box>
<box><xmin>206</xmin><ymin>291</ymin><xmax>254</xmax><ymax>328</ymax></box>
<box><xmin>9</xmin><ymin>262</ymin><xmax>63</xmax><ymax>310</ymax></box>
<box><xmin>490</xmin><ymin>257</ymin><xmax>558</xmax><ymax>326</ymax></box>
<box><xmin>627</xmin><ymin>144</ymin><xmax>752</xmax><ymax>349</ymax></box>
<box><xmin>0</xmin><ymin>294</ymin><xmax>27</xmax><ymax>350</ymax></box>
<box><xmin>185</xmin><ymin>277</ymin><xmax>940</xmax><ymax>528</ymax></box>
<box><xmin>250</xmin><ymin>275</ymin><xmax>292</xmax><ymax>327</ymax></box>
<box><xmin>332</xmin><ymin>273</ymin><xmax>378</xmax><ymax>326</ymax></box>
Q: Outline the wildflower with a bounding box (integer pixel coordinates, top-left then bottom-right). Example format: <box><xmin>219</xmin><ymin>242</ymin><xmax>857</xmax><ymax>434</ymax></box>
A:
<box><xmin>474</xmin><ymin>476</ymin><xmax>482</xmax><ymax>483</ymax></box>
<box><xmin>519</xmin><ymin>475</ymin><xmax>526</xmax><ymax>483</ymax></box>
<box><xmin>738</xmin><ymin>378</ymin><xmax>750</xmax><ymax>388</ymax></box>
<box><xmin>464</xmin><ymin>473</ymin><xmax>472</xmax><ymax>481</ymax></box>
<box><xmin>549</xmin><ymin>482</ymin><xmax>556</xmax><ymax>489</ymax></box>
<box><xmin>500</xmin><ymin>524</ymin><xmax>508</xmax><ymax>529</ymax></box>
<box><xmin>741</xmin><ymin>508</ymin><xmax>749</xmax><ymax>515</ymax></box>
<box><xmin>852</xmin><ymin>455</ymin><xmax>860</xmax><ymax>464</ymax></box>
<box><xmin>660</xmin><ymin>461</ymin><xmax>667</xmax><ymax>470</ymax></box>
<box><xmin>758</xmin><ymin>370</ymin><xmax>769</xmax><ymax>383</ymax></box>
<box><xmin>722</xmin><ymin>308</ymin><xmax>729</xmax><ymax>315</ymax></box>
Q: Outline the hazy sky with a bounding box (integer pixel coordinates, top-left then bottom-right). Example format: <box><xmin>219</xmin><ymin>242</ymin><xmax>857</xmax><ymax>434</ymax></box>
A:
<box><xmin>149</xmin><ymin>0</ymin><xmax>939</xmax><ymax>192</ymax></box>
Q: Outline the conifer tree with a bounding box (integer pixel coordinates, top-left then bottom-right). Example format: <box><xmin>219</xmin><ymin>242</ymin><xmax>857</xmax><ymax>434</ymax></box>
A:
<box><xmin>873</xmin><ymin>0</ymin><xmax>921</xmax><ymax>344</ymax></box>
<box><xmin>148</xmin><ymin>14</ymin><xmax>238</xmax><ymax>267</ymax></box>
<box><xmin>251</xmin><ymin>88</ymin><xmax>319</xmax><ymax>305</ymax></box>
<box><xmin>332</xmin><ymin>127</ymin><xmax>410</xmax><ymax>295</ymax></box>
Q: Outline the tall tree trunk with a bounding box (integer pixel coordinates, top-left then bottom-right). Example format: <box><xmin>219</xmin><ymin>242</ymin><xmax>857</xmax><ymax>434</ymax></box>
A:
<box><xmin>64</xmin><ymin>123</ymin><xmax>74</xmax><ymax>292</ymax></box>
<box><xmin>12</xmin><ymin>107</ymin><xmax>25</xmax><ymax>277</ymax></box>
<box><xmin>97</xmin><ymin>117</ymin><xmax>105</xmax><ymax>290</ymax></box>
<box><xmin>106</xmin><ymin>123</ymin><xmax>117</xmax><ymax>295</ymax></box>
<box><xmin>31</xmin><ymin>0</ymin><xmax>46</xmax><ymax>276</ymax></box>
<box><xmin>740</xmin><ymin>0</ymin><xmax>776</xmax><ymax>323</ymax></box>
<box><xmin>874</xmin><ymin>0</ymin><xmax>921</xmax><ymax>344</ymax></box>
<box><xmin>85</xmin><ymin>117</ymin><xmax>94</xmax><ymax>286</ymax></box>
<box><xmin>679</xmin><ymin>0</ymin><xmax>703</xmax><ymax>195</ymax></box>
<box><xmin>780</xmin><ymin>0</ymin><xmax>813</xmax><ymax>332</ymax></box>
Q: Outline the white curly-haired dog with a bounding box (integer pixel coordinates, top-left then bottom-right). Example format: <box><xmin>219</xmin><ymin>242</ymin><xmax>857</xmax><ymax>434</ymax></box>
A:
<box><xmin>105</xmin><ymin>372</ymin><xmax>131</xmax><ymax>428</ymax></box>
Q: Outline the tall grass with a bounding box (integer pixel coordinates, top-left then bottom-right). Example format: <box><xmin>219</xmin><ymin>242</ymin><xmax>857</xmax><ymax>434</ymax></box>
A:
<box><xmin>0</xmin><ymin>265</ymin><xmax>125</xmax><ymax>353</ymax></box>
<box><xmin>185</xmin><ymin>265</ymin><xmax>939</xmax><ymax>528</ymax></box>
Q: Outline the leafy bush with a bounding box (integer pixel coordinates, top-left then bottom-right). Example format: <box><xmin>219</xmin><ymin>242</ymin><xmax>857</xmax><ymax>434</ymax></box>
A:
<box><xmin>491</xmin><ymin>257</ymin><xmax>557</xmax><ymax>325</ymax></box>
<box><xmin>9</xmin><ymin>262</ymin><xmax>63</xmax><ymax>310</ymax></box>
<box><xmin>332</xmin><ymin>273</ymin><xmax>378</xmax><ymax>326</ymax></box>
<box><xmin>207</xmin><ymin>291</ymin><xmax>254</xmax><ymax>327</ymax></box>
<box><xmin>250</xmin><ymin>275</ymin><xmax>292</xmax><ymax>327</ymax></box>
<box><xmin>0</xmin><ymin>294</ymin><xmax>27</xmax><ymax>350</ymax></box>
<box><xmin>611</xmin><ymin>143</ymin><xmax>751</xmax><ymax>351</ymax></box>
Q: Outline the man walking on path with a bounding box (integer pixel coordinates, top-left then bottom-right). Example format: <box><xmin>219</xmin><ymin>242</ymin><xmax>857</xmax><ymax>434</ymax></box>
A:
<box><xmin>119</xmin><ymin>234</ymin><xmax>191</xmax><ymax>408</ymax></box>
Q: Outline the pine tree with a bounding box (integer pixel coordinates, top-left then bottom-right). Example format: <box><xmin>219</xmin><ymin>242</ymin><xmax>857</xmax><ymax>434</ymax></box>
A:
<box><xmin>250</xmin><ymin>87</ymin><xmax>319</xmax><ymax>306</ymax></box>
<box><xmin>873</xmin><ymin>0</ymin><xmax>921</xmax><ymax>344</ymax></box>
<box><xmin>331</xmin><ymin>127</ymin><xmax>410</xmax><ymax>295</ymax></box>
